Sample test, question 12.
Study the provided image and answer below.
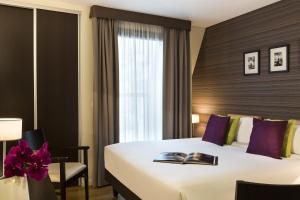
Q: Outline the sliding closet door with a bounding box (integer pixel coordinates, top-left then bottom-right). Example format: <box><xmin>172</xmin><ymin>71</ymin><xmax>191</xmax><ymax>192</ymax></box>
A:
<box><xmin>0</xmin><ymin>5</ymin><xmax>34</xmax><ymax>131</ymax></box>
<box><xmin>37</xmin><ymin>9</ymin><xmax>78</xmax><ymax>161</ymax></box>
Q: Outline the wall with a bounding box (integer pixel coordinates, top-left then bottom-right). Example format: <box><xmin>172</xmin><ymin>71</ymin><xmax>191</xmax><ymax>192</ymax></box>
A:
<box><xmin>193</xmin><ymin>0</ymin><xmax>300</xmax><ymax>122</ymax></box>
<box><xmin>190</xmin><ymin>26</ymin><xmax>205</xmax><ymax>72</ymax></box>
<box><xmin>0</xmin><ymin>0</ymin><xmax>94</xmax><ymax>184</ymax></box>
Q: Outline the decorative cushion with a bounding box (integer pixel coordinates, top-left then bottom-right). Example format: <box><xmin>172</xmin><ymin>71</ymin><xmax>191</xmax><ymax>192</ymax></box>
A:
<box><xmin>282</xmin><ymin>120</ymin><xmax>296</xmax><ymax>157</ymax></box>
<box><xmin>292</xmin><ymin>125</ymin><xmax>300</xmax><ymax>155</ymax></box>
<box><xmin>228</xmin><ymin>114</ymin><xmax>261</xmax><ymax>119</ymax></box>
<box><xmin>48</xmin><ymin>162</ymin><xmax>86</xmax><ymax>182</ymax></box>
<box><xmin>247</xmin><ymin>119</ymin><xmax>288</xmax><ymax>159</ymax></box>
<box><xmin>266</xmin><ymin>119</ymin><xmax>296</xmax><ymax>157</ymax></box>
<box><xmin>202</xmin><ymin>114</ymin><xmax>230</xmax><ymax>146</ymax></box>
<box><xmin>226</xmin><ymin>116</ymin><xmax>240</xmax><ymax>145</ymax></box>
<box><xmin>236</xmin><ymin>117</ymin><xmax>254</xmax><ymax>143</ymax></box>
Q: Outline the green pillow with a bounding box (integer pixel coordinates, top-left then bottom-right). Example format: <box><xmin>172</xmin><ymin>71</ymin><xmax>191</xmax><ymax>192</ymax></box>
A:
<box><xmin>226</xmin><ymin>116</ymin><xmax>240</xmax><ymax>145</ymax></box>
<box><xmin>282</xmin><ymin>119</ymin><xmax>296</xmax><ymax>157</ymax></box>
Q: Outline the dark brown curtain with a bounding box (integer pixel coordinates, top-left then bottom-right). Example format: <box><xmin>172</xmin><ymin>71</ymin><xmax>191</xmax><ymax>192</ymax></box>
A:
<box><xmin>163</xmin><ymin>28</ymin><xmax>191</xmax><ymax>139</ymax></box>
<box><xmin>92</xmin><ymin>18</ymin><xmax>119</xmax><ymax>186</ymax></box>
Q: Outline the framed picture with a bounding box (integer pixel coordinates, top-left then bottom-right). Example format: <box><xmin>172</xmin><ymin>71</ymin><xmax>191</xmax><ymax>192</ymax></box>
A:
<box><xmin>269</xmin><ymin>45</ymin><xmax>289</xmax><ymax>73</ymax></box>
<box><xmin>244</xmin><ymin>51</ymin><xmax>260</xmax><ymax>75</ymax></box>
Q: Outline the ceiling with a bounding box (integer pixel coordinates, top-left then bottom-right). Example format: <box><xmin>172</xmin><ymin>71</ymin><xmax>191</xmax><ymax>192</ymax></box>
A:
<box><xmin>60</xmin><ymin>0</ymin><xmax>281</xmax><ymax>27</ymax></box>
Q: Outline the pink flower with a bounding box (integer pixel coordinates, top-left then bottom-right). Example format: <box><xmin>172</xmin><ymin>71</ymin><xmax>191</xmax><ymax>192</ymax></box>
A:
<box><xmin>4</xmin><ymin>140</ymin><xmax>51</xmax><ymax>181</ymax></box>
<box><xmin>4</xmin><ymin>154</ymin><xmax>25</xmax><ymax>178</ymax></box>
<box><xmin>8</xmin><ymin>140</ymin><xmax>33</xmax><ymax>163</ymax></box>
<box><xmin>35</xmin><ymin>143</ymin><xmax>51</xmax><ymax>165</ymax></box>
<box><xmin>26</xmin><ymin>154</ymin><xmax>48</xmax><ymax>181</ymax></box>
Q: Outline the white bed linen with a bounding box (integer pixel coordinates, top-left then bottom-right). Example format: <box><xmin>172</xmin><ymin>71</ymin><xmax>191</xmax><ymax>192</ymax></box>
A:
<box><xmin>105</xmin><ymin>138</ymin><xmax>300</xmax><ymax>200</ymax></box>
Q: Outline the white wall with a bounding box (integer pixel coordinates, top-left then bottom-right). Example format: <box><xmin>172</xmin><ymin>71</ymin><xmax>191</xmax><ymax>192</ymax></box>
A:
<box><xmin>0</xmin><ymin>0</ymin><xmax>205</xmax><ymax>186</ymax></box>
<box><xmin>190</xmin><ymin>26</ymin><xmax>205</xmax><ymax>73</ymax></box>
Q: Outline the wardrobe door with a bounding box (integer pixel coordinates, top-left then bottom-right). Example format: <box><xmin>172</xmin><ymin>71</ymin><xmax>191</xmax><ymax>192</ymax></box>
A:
<box><xmin>37</xmin><ymin>9</ymin><xmax>78</xmax><ymax>161</ymax></box>
<box><xmin>0</xmin><ymin>5</ymin><xmax>34</xmax><ymax>131</ymax></box>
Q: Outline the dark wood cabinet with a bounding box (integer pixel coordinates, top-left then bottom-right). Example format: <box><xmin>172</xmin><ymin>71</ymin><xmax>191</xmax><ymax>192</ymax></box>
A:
<box><xmin>37</xmin><ymin>9</ymin><xmax>78</xmax><ymax>161</ymax></box>
<box><xmin>0</xmin><ymin>5</ymin><xmax>34</xmax><ymax>164</ymax></box>
<box><xmin>0</xmin><ymin>5</ymin><xmax>34</xmax><ymax>131</ymax></box>
<box><xmin>0</xmin><ymin>5</ymin><xmax>79</xmax><ymax>162</ymax></box>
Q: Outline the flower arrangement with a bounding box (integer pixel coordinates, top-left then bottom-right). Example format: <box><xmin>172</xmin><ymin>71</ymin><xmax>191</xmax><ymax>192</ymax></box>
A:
<box><xmin>4</xmin><ymin>140</ymin><xmax>51</xmax><ymax>181</ymax></box>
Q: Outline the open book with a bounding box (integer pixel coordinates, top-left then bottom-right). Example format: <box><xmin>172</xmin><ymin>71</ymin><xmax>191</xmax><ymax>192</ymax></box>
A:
<box><xmin>153</xmin><ymin>152</ymin><xmax>218</xmax><ymax>165</ymax></box>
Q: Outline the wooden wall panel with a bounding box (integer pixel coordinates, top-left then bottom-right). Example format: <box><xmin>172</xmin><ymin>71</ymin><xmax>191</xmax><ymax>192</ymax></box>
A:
<box><xmin>192</xmin><ymin>0</ymin><xmax>300</xmax><ymax>124</ymax></box>
<box><xmin>37</xmin><ymin>9</ymin><xmax>78</xmax><ymax>161</ymax></box>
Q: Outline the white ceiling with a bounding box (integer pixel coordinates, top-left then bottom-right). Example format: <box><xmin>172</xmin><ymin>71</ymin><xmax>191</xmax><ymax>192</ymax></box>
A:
<box><xmin>60</xmin><ymin>0</ymin><xmax>281</xmax><ymax>27</ymax></box>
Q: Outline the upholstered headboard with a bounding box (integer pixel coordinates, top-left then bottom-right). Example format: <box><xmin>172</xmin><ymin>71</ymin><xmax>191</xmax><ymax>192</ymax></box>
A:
<box><xmin>195</xmin><ymin>113</ymin><xmax>299</xmax><ymax>137</ymax></box>
<box><xmin>195</xmin><ymin>113</ymin><xmax>263</xmax><ymax>136</ymax></box>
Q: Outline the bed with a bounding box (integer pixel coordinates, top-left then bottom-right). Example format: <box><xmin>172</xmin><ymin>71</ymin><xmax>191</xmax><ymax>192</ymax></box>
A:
<box><xmin>105</xmin><ymin>138</ymin><xmax>300</xmax><ymax>200</ymax></box>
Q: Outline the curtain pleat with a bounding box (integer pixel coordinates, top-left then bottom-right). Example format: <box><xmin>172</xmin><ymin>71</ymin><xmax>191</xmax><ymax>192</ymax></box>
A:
<box><xmin>163</xmin><ymin>28</ymin><xmax>191</xmax><ymax>139</ymax></box>
<box><xmin>92</xmin><ymin>18</ymin><xmax>119</xmax><ymax>187</ymax></box>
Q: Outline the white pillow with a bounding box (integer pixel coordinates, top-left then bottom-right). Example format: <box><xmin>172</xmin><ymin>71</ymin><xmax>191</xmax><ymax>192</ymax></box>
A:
<box><xmin>292</xmin><ymin>125</ymin><xmax>300</xmax><ymax>154</ymax></box>
<box><xmin>236</xmin><ymin>117</ymin><xmax>254</xmax><ymax>143</ymax></box>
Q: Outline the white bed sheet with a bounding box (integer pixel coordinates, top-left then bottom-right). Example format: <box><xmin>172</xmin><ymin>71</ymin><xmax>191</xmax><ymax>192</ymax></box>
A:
<box><xmin>105</xmin><ymin>138</ymin><xmax>300</xmax><ymax>200</ymax></box>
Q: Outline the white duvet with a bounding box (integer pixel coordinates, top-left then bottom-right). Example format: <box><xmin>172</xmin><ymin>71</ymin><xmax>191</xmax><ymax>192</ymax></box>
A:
<box><xmin>105</xmin><ymin>138</ymin><xmax>300</xmax><ymax>200</ymax></box>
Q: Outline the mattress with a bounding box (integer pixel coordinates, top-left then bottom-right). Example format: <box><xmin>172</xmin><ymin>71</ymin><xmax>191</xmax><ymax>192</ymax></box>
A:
<box><xmin>105</xmin><ymin>138</ymin><xmax>300</xmax><ymax>200</ymax></box>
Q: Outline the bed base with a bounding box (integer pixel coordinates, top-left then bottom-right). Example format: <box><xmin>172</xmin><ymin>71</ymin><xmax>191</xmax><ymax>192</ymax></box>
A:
<box><xmin>105</xmin><ymin>169</ymin><xmax>141</xmax><ymax>200</ymax></box>
<box><xmin>235</xmin><ymin>180</ymin><xmax>300</xmax><ymax>200</ymax></box>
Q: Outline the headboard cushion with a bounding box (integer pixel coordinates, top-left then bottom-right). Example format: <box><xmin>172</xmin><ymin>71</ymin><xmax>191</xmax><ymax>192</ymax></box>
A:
<box><xmin>228</xmin><ymin>114</ymin><xmax>262</xmax><ymax>119</ymax></box>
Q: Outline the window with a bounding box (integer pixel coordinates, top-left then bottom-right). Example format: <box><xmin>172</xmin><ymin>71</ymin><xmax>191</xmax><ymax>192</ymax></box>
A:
<box><xmin>118</xmin><ymin>21</ymin><xmax>163</xmax><ymax>143</ymax></box>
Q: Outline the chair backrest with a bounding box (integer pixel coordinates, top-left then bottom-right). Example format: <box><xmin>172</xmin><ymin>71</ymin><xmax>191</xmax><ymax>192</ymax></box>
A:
<box><xmin>22</xmin><ymin>129</ymin><xmax>46</xmax><ymax>150</ymax></box>
<box><xmin>235</xmin><ymin>180</ymin><xmax>300</xmax><ymax>200</ymax></box>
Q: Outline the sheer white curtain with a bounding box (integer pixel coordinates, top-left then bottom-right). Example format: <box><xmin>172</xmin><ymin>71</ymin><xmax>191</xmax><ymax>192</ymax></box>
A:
<box><xmin>118</xmin><ymin>21</ymin><xmax>163</xmax><ymax>143</ymax></box>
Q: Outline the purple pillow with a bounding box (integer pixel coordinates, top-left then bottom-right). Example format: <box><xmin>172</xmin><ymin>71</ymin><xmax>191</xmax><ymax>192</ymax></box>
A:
<box><xmin>246</xmin><ymin>118</ymin><xmax>287</xmax><ymax>159</ymax></box>
<box><xmin>202</xmin><ymin>115</ymin><xmax>230</xmax><ymax>146</ymax></box>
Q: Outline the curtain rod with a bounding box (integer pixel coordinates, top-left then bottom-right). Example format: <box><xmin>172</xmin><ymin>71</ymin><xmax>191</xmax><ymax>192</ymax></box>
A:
<box><xmin>90</xmin><ymin>5</ymin><xmax>191</xmax><ymax>31</ymax></box>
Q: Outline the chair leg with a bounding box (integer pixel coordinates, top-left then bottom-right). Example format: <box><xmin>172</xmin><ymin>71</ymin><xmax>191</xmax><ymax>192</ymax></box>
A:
<box><xmin>59</xmin><ymin>160</ymin><xmax>67</xmax><ymax>200</ymax></box>
<box><xmin>60</xmin><ymin>183</ymin><xmax>66</xmax><ymax>200</ymax></box>
<box><xmin>84</xmin><ymin>170</ymin><xmax>89</xmax><ymax>200</ymax></box>
<box><xmin>113</xmin><ymin>188</ymin><xmax>118</xmax><ymax>198</ymax></box>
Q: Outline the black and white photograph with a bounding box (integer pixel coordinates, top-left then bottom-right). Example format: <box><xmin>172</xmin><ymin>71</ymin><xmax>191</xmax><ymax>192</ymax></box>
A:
<box><xmin>244</xmin><ymin>51</ymin><xmax>260</xmax><ymax>75</ymax></box>
<box><xmin>269</xmin><ymin>45</ymin><xmax>289</xmax><ymax>73</ymax></box>
<box><xmin>274</xmin><ymin>52</ymin><xmax>283</xmax><ymax>66</ymax></box>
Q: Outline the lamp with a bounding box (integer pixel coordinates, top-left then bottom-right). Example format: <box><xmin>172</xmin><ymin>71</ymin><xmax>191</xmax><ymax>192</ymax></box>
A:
<box><xmin>0</xmin><ymin>118</ymin><xmax>22</xmax><ymax>177</ymax></box>
<box><xmin>192</xmin><ymin>114</ymin><xmax>200</xmax><ymax>124</ymax></box>
<box><xmin>192</xmin><ymin>114</ymin><xmax>200</xmax><ymax>137</ymax></box>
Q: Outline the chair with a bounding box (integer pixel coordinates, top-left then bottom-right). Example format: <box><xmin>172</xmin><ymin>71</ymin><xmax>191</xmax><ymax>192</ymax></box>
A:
<box><xmin>23</xmin><ymin>129</ymin><xmax>89</xmax><ymax>200</ymax></box>
<box><xmin>235</xmin><ymin>180</ymin><xmax>300</xmax><ymax>200</ymax></box>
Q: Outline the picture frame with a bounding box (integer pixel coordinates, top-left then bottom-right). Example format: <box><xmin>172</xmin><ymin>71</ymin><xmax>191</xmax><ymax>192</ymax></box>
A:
<box><xmin>269</xmin><ymin>45</ymin><xmax>289</xmax><ymax>73</ymax></box>
<box><xmin>244</xmin><ymin>50</ymin><xmax>260</xmax><ymax>76</ymax></box>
